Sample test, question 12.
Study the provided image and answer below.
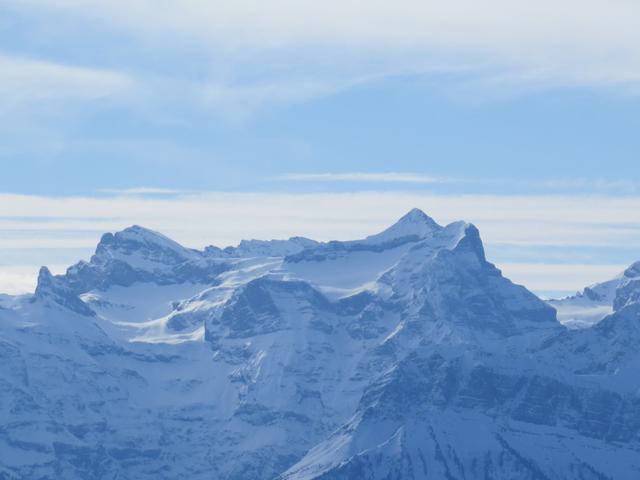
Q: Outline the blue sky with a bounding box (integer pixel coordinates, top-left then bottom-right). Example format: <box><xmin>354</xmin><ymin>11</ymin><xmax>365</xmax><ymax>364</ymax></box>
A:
<box><xmin>1</xmin><ymin>1</ymin><xmax>639</xmax><ymax>296</ymax></box>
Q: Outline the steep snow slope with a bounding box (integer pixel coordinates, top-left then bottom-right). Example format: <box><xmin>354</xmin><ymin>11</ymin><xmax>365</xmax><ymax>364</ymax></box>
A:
<box><xmin>1</xmin><ymin>209</ymin><xmax>639</xmax><ymax>480</ymax></box>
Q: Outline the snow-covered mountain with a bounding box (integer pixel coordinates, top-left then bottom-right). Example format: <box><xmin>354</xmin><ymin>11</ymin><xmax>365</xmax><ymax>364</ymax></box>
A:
<box><xmin>548</xmin><ymin>261</ymin><xmax>640</xmax><ymax>328</ymax></box>
<box><xmin>1</xmin><ymin>209</ymin><xmax>639</xmax><ymax>479</ymax></box>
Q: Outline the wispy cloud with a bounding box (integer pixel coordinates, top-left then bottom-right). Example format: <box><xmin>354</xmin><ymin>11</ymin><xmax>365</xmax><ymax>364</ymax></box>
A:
<box><xmin>198</xmin><ymin>75</ymin><xmax>380</xmax><ymax>122</ymax></box>
<box><xmin>97</xmin><ymin>187</ymin><xmax>188</xmax><ymax>196</ymax></box>
<box><xmin>0</xmin><ymin>54</ymin><xmax>132</xmax><ymax>111</ymax></box>
<box><xmin>8</xmin><ymin>0</ymin><xmax>640</xmax><ymax>93</ymax></box>
<box><xmin>275</xmin><ymin>172</ymin><xmax>450</xmax><ymax>184</ymax></box>
<box><xmin>276</xmin><ymin>173</ymin><xmax>640</xmax><ymax>194</ymax></box>
<box><xmin>4</xmin><ymin>1</ymin><xmax>640</xmax><ymax>129</ymax></box>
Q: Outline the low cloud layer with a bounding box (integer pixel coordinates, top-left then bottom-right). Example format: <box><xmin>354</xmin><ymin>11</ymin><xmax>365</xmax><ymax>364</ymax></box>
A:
<box><xmin>1</xmin><ymin>190</ymin><xmax>638</xmax><ymax>295</ymax></box>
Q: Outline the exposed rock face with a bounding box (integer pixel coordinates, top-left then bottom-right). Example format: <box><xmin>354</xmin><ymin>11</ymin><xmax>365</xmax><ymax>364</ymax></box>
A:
<box><xmin>34</xmin><ymin>266</ymin><xmax>96</xmax><ymax>317</ymax></box>
<box><xmin>1</xmin><ymin>210</ymin><xmax>639</xmax><ymax>479</ymax></box>
<box><xmin>59</xmin><ymin>226</ymin><xmax>230</xmax><ymax>294</ymax></box>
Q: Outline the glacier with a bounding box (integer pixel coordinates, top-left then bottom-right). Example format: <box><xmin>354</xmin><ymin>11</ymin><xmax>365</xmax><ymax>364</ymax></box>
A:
<box><xmin>1</xmin><ymin>208</ymin><xmax>639</xmax><ymax>479</ymax></box>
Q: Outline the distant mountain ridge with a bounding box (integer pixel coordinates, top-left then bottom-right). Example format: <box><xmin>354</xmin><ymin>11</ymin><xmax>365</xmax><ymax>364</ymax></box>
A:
<box><xmin>1</xmin><ymin>209</ymin><xmax>639</xmax><ymax>479</ymax></box>
<box><xmin>548</xmin><ymin>260</ymin><xmax>640</xmax><ymax>328</ymax></box>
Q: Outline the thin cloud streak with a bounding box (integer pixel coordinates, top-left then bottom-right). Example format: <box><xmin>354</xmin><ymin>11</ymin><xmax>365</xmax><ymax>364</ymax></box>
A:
<box><xmin>275</xmin><ymin>172</ymin><xmax>450</xmax><ymax>184</ymax></box>
<box><xmin>0</xmin><ymin>54</ymin><xmax>133</xmax><ymax>110</ymax></box>
<box><xmin>276</xmin><ymin>173</ymin><xmax>640</xmax><ymax>193</ymax></box>
<box><xmin>97</xmin><ymin>187</ymin><xmax>188</xmax><ymax>196</ymax></box>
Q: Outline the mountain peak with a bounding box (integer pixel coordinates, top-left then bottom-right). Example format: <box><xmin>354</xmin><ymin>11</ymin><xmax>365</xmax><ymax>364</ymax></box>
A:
<box><xmin>364</xmin><ymin>208</ymin><xmax>441</xmax><ymax>244</ymax></box>
<box><xmin>387</xmin><ymin>208</ymin><xmax>441</xmax><ymax>232</ymax></box>
<box><xmin>623</xmin><ymin>261</ymin><xmax>640</xmax><ymax>279</ymax></box>
<box><xmin>400</xmin><ymin>207</ymin><xmax>434</xmax><ymax>221</ymax></box>
<box><xmin>114</xmin><ymin>225</ymin><xmax>181</xmax><ymax>247</ymax></box>
<box><xmin>34</xmin><ymin>266</ymin><xmax>95</xmax><ymax>316</ymax></box>
<box><xmin>96</xmin><ymin>224</ymin><xmax>193</xmax><ymax>260</ymax></box>
<box><xmin>34</xmin><ymin>266</ymin><xmax>54</xmax><ymax>293</ymax></box>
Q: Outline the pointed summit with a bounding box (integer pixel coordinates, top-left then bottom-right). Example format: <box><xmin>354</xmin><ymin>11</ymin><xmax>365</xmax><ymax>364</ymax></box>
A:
<box><xmin>401</xmin><ymin>207</ymin><xmax>435</xmax><ymax>221</ymax></box>
<box><xmin>397</xmin><ymin>207</ymin><xmax>440</xmax><ymax>229</ymax></box>
<box><xmin>623</xmin><ymin>261</ymin><xmax>640</xmax><ymax>279</ymax></box>
<box><xmin>34</xmin><ymin>266</ymin><xmax>95</xmax><ymax>316</ymax></box>
<box><xmin>364</xmin><ymin>208</ymin><xmax>441</xmax><ymax>245</ymax></box>
<box><xmin>34</xmin><ymin>266</ymin><xmax>55</xmax><ymax>296</ymax></box>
